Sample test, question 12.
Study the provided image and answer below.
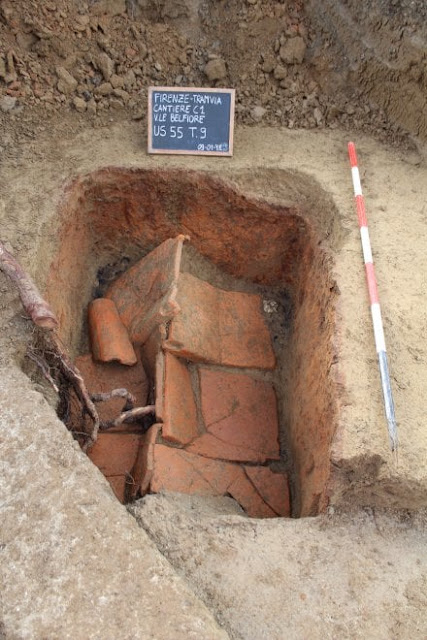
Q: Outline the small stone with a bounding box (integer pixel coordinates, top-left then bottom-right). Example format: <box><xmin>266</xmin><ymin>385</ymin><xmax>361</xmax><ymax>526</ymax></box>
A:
<box><xmin>263</xmin><ymin>300</ymin><xmax>279</xmax><ymax>314</ymax></box>
<box><xmin>273</xmin><ymin>64</ymin><xmax>287</xmax><ymax>80</ymax></box>
<box><xmin>0</xmin><ymin>96</ymin><xmax>17</xmax><ymax>112</ymax></box>
<box><xmin>313</xmin><ymin>107</ymin><xmax>323</xmax><ymax>125</ymax></box>
<box><xmin>279</xmin><ymin>36</ymin><xmax>306</xmax><ymax>64</ymax></box>
<box><xmin>87</xmin><ymin>98</ymin><xmax>97</xmax><ymax>115</ymax></box>
<box><xmin>178</xmin><ymin>51</ymin><xmax>187</xmax><ymax>65</ymax></box>
<box><xmin>204</xmin><ymin>58</ymin><xmax>227</xmax><ymax>82</ymax></box>
<box><xmin>91</xmin><ymin>0</ymin><xmax>126</xmax><ymax>16</ymax></box>
<box><xmin>0</xmin><ymin>56</ymin><xmax>6</xmax><ymax>79</ymax></box>
<box><xmin>56</xmin><ymin>66</ymin><xmax>78</xmax><ymax>94</ymax></box>
<box><xmin>0</xmin><ymin>3</ymin><xmax>15</xmax><ymax>24</ymax></box>
<box><xmin>261</xmin><ymin>59</ymin><xmax>275</xmax><ymax>73</ymax></box>
<box><xmin>132</xmin><ymin>110</ymin><xmax>145</xmax><ymax>121</ymax></box>
<box><xmin>75</xmin><ymin>14</ymin><xmax>90</xmax><ymax>26</ymax></box>
<box><xmin>15</xmin><ymin>32</ymin><xmax>38</xmax><ymax>51</ymax></box>
<box><xmin>96</xmin><ymin>52</ymin><xmax>115</xmax><ymax>81</ymax></box>
<box><xmin>251</xmin><ymin>105</ymin><xmax>266</xmax><ymax>121</ymax></box>
<box><xmin>110</xmin><ymin>73</ymin><xmax>124</xmax><ymax>88</ymax></box>
<box><xmin>109</xmin><ymin>97</ymin><xmax>124</xmax><ymax>109</ymax></box>
<box><xmin>113</xmin><ymin>88</ymin><xmax>129</xmax><ymax>101</ymax></box>
<box><xmin>73</xmin><ymin>96</ymin><xmax>87</xmax><ymax>112</ymax></box>
<box><xmin>138</xmin><ymin>43</ymin><xmax>148</xmax><ymax>59</ymax></box>
<box><xmin>123</xmin><ymin>69</ymin><xmax>136</xmax><ymax>90</ymax></box>
<box><xmin>95</xmin><ymin>82</ymin><xmax>113</xmax><ymax>95</ymax></box>
<box><xmin>125</xmin><ymin>47</ymin><xmax>138</xmax><ymax>59</ymax></box>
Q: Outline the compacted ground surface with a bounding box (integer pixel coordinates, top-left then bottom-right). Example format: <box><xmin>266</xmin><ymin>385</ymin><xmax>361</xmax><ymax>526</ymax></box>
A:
<box><xmin>1</xmin><ymin>1</ymin><xmax>427</xmax><ymax>639</ymax></box>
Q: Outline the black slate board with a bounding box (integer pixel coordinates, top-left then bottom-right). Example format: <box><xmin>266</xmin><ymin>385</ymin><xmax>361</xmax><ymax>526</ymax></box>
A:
<box><xmin>148</xmin><ymin>87</ymin><xmax>235</xmax><ymax>156</ymax></box>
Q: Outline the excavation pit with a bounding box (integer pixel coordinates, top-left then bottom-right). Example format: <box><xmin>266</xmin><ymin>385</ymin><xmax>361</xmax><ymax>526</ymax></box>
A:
<box><xmin>45</xmin><ymin>168</ymin><xmax>340</xmax><ymax>518</ymax></box>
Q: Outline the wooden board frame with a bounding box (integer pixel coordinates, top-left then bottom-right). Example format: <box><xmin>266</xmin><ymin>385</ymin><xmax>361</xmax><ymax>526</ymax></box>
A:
<box><xmin>148</xmin><ymin>86</ymin><xmax>235</xmax><ymax>156</ymax></box>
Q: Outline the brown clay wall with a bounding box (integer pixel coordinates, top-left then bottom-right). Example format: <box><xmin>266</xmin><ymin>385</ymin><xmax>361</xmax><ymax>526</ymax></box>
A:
<box><xmin>287</xmin><ymin>244</ymin><xmax>338</xmax><ymax>517</ymax></box>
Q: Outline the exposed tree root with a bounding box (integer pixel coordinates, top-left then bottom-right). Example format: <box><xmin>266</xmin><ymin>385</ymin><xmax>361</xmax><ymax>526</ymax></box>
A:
<box><xmin>91</xmin><ymin>389</ymin><xmax>136</xmax><ymax>412</ymax></box>
<box><xmin>100</xmin><ymin>405</ymin><xmax>156</xmax><ymax>431</ymax></box>
<box><xmin>1</xmin><ymin>241</ymin><xmax>151</xmax><ymax>450</ymax></box>
<box><xmin>0</xmin><ymin>241</ymin><xmax>58</xmax><ymax>329</ymax></box>
<box><xmin>50</xmin><ymin>333</ymin><xmax>100</xmax><ymax>450</ymax></box>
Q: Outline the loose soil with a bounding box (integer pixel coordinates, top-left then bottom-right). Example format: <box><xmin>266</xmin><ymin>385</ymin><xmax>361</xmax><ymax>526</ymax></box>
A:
<box><xmin>0</xmin><ymin>0</ymin><xmax>427</xmax><ymax>638</ymax></box>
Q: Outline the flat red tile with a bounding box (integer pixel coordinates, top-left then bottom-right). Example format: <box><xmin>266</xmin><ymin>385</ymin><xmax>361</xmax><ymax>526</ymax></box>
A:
<box><xmin>87</xmin><ymin>433</ymin><xmax>143</xmax><ymax>476</ymax></box>
<box><xmin>150</xmin><ymin>445</ymin><xmax>240</xmax><ymax>496</ymax></box>
<box><xmin>228</xmin><ymin>468</ymin><xmax>277</xmax><ymax>518</ymax></box>
<box><xmin>187</xmin><ymin>368</ymin><xmax>280</xmax><ymax>462</ymax></box>
<box><xmin>162</xmin><ymin>353</ymin><xmax>199</xmax><ymax>445</ymax></box>
<box><xmin>106</xmin><ymin>235</ymin><xmax>186</xmax><ymax>344</ymax></box>
<box><xmin>106</xmin><ymin>475</ymin><xmax>128</xmax><ymax>502</ymax></box>
<box><xmin>131</xmin><ymin>424</ymin><xmax>161</xmax><ymax>497</ymax></box>
<box><xmin>244</xmin><ymin>466</ymin><xmax>290</xmax><ymax>516</ymax></box>
<box><xmin>165</xmin><ymin>272</ymin><xmax>275</xmax><ymax>369</ymax></box>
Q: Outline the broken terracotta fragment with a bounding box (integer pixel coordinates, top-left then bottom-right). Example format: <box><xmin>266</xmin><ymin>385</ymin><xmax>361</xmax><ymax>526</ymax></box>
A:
<box><xmin>165</xmin><ymin>272</ymin><xmax>276</xmax><ymax>369</ymax></box>
<box><xmin>106</xmin><ymin>235</ymin><xmax>187</xmax><ymax>344</ymax></box>
<box><xmin>150</xmin><ymin>445</ymin><xmax>241</xmax><ymax>496</ymax></box>
<box><xmin>162</xmin><ymin>353</ymin><xmax>199</xmax><ymax>445</ymax></box>
<box><xmin>131</xmin><ymin>423</ymin><xmax>161</xmax><ymax>498</ymax></box>
<box><xmin>186</xmin><ymin>368</ymin><xmax>280</xmax><ymax>463</ymax></box>
<box><xmin>228</xmin><ymin>468</ymin><xmax>277</xmax><ymax>518</ymax></box>
<box><xmin>73</xmin><ymin>353</ymin><xmax>149</xmax><ymax>430</ymax></box>
<box><xmin>150</xmin><ymin>446</ymin><xmax>284</xmax><ymax>518</ymax></box>
<box><xmin>88</xmin><ymin>297</ymin><xmax>137</xmax><ymax>365</ymax></box>
<box><xmin>244</xmin><ymin>466</ymin><xmax>290</xmax><ymax>516</ymax></box>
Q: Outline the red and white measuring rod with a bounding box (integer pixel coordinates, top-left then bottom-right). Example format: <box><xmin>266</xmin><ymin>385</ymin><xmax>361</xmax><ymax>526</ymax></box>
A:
<box><xmin>348</xmin><ymin>141</ymin><xmax>398</xmax><ymax>452</ymax></box>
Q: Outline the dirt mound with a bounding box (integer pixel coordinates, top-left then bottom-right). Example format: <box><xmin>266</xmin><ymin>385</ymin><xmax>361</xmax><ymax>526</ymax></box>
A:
<box><xmin>0</xmin><ymin>0</ymin><xmax>425</xmax><ymax>150</ymax></box>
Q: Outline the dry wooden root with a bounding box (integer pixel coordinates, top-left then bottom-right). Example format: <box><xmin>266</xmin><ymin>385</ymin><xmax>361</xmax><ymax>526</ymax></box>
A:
<box><xmin>91</xmin><ymin>388</ymin><xmax>136</xmax><ymax>412</ymax></box>
<box><xmin>27</xmin><ymin>348</ymin><xmax>59</xmax><ymax>393</ymax></box>
<box><xmin>50</xmin><ymin>333</ymin><xmax>100</xmax><ymax>450</ymax></box>
<box><xmin>100</xmin><ymin>405</ymin><xmax>156</xmax><ymax>431</ymax></box>
<box><xmin>0</xmin><ymin>241</ymin><xmax>58</xmax><ymax>329</ymax></box>
<box><xmin>1</xmin><ymin>241</ymin><xmax>100</xmax><ymax>449</ymax></box>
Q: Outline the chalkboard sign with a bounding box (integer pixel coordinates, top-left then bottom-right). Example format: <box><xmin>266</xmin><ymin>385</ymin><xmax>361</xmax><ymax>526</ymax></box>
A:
<box><xmin>148</xmin><ymin>87</ymin><xmax>235</xmax><ymax>156</ymax></box>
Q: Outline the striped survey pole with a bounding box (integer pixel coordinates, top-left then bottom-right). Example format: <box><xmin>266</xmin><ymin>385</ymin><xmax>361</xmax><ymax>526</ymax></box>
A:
<box><xmin>348</xmin><ymin>142</ymin><xmax>398</xmax><ymax>452</ymax></box>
